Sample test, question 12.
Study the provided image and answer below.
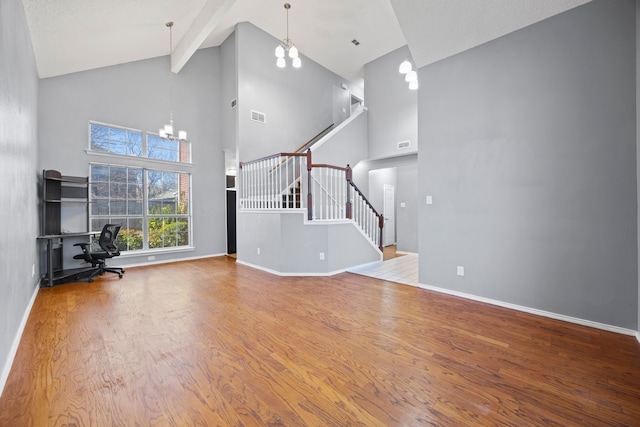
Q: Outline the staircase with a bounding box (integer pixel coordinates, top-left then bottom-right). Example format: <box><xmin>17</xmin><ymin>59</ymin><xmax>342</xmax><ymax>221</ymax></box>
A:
<box><xmin>239</xmin><ymin>150</ymin><xmax>383</xmax><ymax>251</ymax></box>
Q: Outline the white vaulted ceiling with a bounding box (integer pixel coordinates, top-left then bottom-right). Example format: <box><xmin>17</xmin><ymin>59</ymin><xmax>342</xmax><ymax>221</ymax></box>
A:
<box><xmin>21</xmin><ymin>0</ymin><xmax>591</xmax><ymax>85</ymax></box>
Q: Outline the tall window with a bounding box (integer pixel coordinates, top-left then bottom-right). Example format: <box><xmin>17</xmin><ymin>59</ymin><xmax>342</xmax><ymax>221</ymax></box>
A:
<box><xmin>90</xmin><ymin>164</ymin><xmax>191</xmax><ymax>252</ymax></box>
<box><xmin>88</xmin><ymin>122</ymin><xmax>192</xmax><ymax>252</ymax></box>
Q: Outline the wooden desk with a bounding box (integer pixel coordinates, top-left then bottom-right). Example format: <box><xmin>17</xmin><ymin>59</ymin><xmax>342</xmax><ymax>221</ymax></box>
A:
<box><xmin>37</xmin><ymin>232</ymin><xmax>97</xmax><ymax>287</ymax></box>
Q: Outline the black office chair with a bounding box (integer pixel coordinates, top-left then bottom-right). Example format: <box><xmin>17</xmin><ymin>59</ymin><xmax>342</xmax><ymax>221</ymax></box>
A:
<box><xmin>74</xmin><ymin>223</ymin><xmax>125</xmax><ymax>282</ymax></box>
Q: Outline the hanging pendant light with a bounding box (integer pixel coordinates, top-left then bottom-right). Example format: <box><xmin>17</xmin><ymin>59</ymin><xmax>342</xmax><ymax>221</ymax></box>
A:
<box><xmin>399</xmin><ymin>57</ymin><xmax>419</xmax><ymax>91</ymax></box>
<box><xmin>275</xmin><ymin>3</ymin><xmax>301</xmax><ymax>69</ymax></box>
<box><xmin>398</xmin><ymin>59</ymin><xmax>412</xmax><ymax>74</ymax></box>
<box><xmin>159</xmin><ymin>22</ymin><xmax>187</xmax><ymax>141</ymax></box>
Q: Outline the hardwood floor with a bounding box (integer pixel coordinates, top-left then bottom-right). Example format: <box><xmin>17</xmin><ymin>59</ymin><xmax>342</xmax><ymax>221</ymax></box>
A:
<box><xmin>382</xmin><ymin>244</ymin><xmax>403</xmax><ymax>261</ymax></box>
<box><xmin>1</xmin><ymin>256</ymin><xmax>639</xmax><ymax>426</ymax></box>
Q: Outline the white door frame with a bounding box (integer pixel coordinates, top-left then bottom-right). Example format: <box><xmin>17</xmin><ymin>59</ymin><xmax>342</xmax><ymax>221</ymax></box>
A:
<box><xmin>383</xmin><ymin>184</ymin><xmax>395</xmax><ymax>246</ymax></box>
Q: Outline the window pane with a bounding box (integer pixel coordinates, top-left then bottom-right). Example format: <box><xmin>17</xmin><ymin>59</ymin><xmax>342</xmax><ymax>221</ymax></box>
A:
<box><xmin>128</xmin><ymin>168</ymin><xmax>142</xmax><ymax>184</ymax></box>
<box><xmin>148</xmin><ymin>135</ymin><xmax>179</xmax><ymax>162</ymax></box>
<box><xmin>91</xmin><ymin>182</ymin><xmax>109</xmax><ymax>199</ymax></box>
<box><xmin>110</xmin><ymin>128</ymin><xmax>126</xmax><ymax>142</ymax></box>
<box><xmin>128</xmin><ymin>200</ymin><xmax>143</xmax><ymax>215</ymax></box>
<box><xmin>91</xmin><ymin>200</ymin><xmax>109</xmax><ymax>216</ymax></box>
<box><xmin>110</xmin><ymin>183</ymin><xmax>126</xmax><ymax>199</ymax></box>
<box><xmin>148</xmin><ymin>217</ymin><xmax>163</xmax><ymax>248</ymax></box>
<box><xmin>110</xmin><ymin>200</ymin><xmax>126</xmax><ymax>215</ymax></box>
<box><xmin>119</xmin><ymin>218</ymin><xmax>143</xmax><ymax>251</ymax></box>
<box><xmin>177</xmin><ymin>219</ymin><xmax>189</xmax><ymax>246</ymax></box>
<box><xmin>89</xmin><ymin>123</ymin><xmax>142</xmax><ymax>157</ymax></box>
<box><xmin>91</xmin><ymin>164</ymin><xmax>109</xmax><ymax>182</ymax></box>
<box><xmin>91</xmin><ymin>218</ymin><xmax>108</xmax><ymax>234</ymax></box>
<box><xmin>90</xmin><ymin>124</ymin><xmax>110</xmax><ymax>152</ymax></box>
<box><xmin>127</xmin><ymin>132</ymin><xmax>143</xmax><ymax>156</ymax></box>
<box><xmin>178</xmin><ymin>173</ymin><xmax>189</xmax><ymax>213</ymax></box>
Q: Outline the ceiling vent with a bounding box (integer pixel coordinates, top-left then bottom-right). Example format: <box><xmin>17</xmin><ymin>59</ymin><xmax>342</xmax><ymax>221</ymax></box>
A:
<box><xmin>251</xmin><ymin>110</ymin><xmax>266</xmax><ymax>124</ymax></box>
<box><xmin>397</xmin><ymin>140</ymin><xmax>411</xmax><ymax>150</ymax></box>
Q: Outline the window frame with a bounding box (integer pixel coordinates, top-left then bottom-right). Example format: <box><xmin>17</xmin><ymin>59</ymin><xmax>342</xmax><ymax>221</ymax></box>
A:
<box><xmin>87</xmin><ymin>121</ymin><xmax>192</xmax><ymax>165</ymax></box>
<box><xmin>89</xmin><ymin>162</ymin><xmax>193</xmax><ymax>253</ymax></box>
<box><xmin>86</xmin><ymin>119</ymin><xmax>194</xmax><ymax>254</ymax></box>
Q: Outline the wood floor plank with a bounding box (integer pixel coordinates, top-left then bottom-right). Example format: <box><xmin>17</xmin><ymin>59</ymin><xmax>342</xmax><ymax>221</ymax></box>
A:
<box><xmin>1</xmin><ymin>256</ymin><xmax>639</xmax><ymax>426</ymax></box>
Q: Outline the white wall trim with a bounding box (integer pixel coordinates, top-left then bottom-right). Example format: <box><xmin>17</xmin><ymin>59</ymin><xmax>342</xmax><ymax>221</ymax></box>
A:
<box><xmin>636</xmin><ymin>331</ymin><xmax>640</xmax><ymax>343</ymax></box>
<box><xmin>417</xmin><ymin>282</ymin><xmax>638</xmax><ymax>337</ymax></box>
<box><xmin>0</xmin><ymin>283</ymin><xmax>39</xmax><ymax>398</ymax></box>
<box><xmin>235</xmin><ymin>260</ymin><xmax>345</xmax><ymax>277</ymax></box>
<box><xmin>396</xmin><ymin>250</ymin><xmax>418</xmax><ymax>256</ymax></box>
<box><xmin>121</xmin><ymin>253</ymin><xmax>226</xmax><ymax>269</ymax></box>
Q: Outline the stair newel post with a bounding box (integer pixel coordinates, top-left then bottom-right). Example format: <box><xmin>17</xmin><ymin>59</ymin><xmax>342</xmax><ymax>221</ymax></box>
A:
<box><xmin>306</xmin><ymin>149</ymin><xmax>313</xmax><ymax>221</ymax></box>
<box><xmin>378</xmin><ymin>213</ymin><xmax>384</xmax><ymax>251</ymax></box>
<box><xmin>345</xmin><ymin>164</ymin><xmax>352</xmax><ymax>219</ymax></box>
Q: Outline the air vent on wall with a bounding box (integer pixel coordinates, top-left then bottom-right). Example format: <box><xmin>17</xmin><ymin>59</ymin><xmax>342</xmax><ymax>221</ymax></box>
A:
<box><xmin>251</xmin><ymin>110</ymin><xmax>266</xmax><ymax>124</ymax></box>
<box><xmin>397</xmin><ymin>140</ymin><xmax>411</xmax><ymax>150</ymax></box>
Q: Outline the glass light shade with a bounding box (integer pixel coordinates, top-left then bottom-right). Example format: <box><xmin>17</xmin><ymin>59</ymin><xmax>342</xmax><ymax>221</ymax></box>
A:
<box><xmin>178</xmin><ymin>130</ymin><xmax>187</xmax><ymax>140</ymax></box>
<box><xmin>409</xmin><ymin>80</ymin><xmax>419</xmax><ymax>90</ymax></box>
<box><xmin>288</xmin><ymin>45</ymin><xmax>298</xmax><ymax>59</ymax></box>
<box><xmin>405</xmin><ymin>70</ymin><xmax>417</xmax><ymax>82</ymax></box>
<box><xmin>164</xmin><ymin>123</ymin><xmax>173</xmax><ymax>135</ymax></box>
<box><xmin>276</xmin><ymin>57</ymin><xmax>286</xmax><ymax>68</ymax></box>
<box><xmin>275</xmin><ymin>44</ymin><xmax>285</xmax><ymax>58</ymax></box>
<box><xmin>292</xmin><ymin>57</ymin><xmax>301</xmax><ymax>68</ymax></box>
<box><xmin>399</xmin><ymin>59</ymin><xmax>412</xmax><ymax>74</ymax></box>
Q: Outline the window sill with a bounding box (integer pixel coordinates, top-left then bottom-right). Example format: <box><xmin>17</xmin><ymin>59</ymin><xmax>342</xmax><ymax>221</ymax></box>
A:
<box><xmin>86</xmin><ymin>150</ymin><xmax>194</xmax><ymax>168</ymax></box>
<box><xmin>119</xmin><ymin>246</ymin><xmax>195</xmax><ymax>258</ymax></box>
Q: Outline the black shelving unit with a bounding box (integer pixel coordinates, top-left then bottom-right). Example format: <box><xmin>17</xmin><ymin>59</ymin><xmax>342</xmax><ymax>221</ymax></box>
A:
<box><xmin>39</xmin><ymin>170</ymin><xmax>95</xmax><ymax>287</ymax></box>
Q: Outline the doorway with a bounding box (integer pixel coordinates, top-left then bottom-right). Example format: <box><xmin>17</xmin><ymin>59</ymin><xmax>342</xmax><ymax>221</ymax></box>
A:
<box><xmin>383</xmin><ymin>184</ymin><xmax>395</xmax><ymax>246</ymax></box>
<box><xmin>368</xmin><ymin>167</ymin><xmax>397</xmax><ymax>247</ymax></box>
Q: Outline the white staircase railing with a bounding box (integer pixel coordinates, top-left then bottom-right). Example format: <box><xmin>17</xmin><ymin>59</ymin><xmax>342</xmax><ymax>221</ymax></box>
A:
<box><xmin>239</xmin><ymin>150</ymin><xmax>383</xmax><ymax>250</ymax></box>
<box><xmin>240</xmin><ymin>152</ymin><xmax>307</xmax><ymax>210</ymax></box>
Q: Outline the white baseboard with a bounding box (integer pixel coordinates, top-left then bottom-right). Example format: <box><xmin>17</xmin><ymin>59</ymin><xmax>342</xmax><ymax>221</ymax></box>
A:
<box><xmin>636</xmin><ymin>331</ymin><xmax>640</xmax><ymax>344</ymax></box>
<box><xmin>416</xmin><ymin>282</ymin><xmax>638</xmax><ymax>337</ymax></box>
<box><xmin>396</xmin><ymin>250</ymin><xmax>418</xmax><ymax>256</ymax></box>
<box><xmin>235</xmin><ymin>260</ymin><xmax>345</xmax><ymax>277</ymax></box>
<box><xmin>0</xmin><ymin>282</ymin><xmax>39</xmax><ymax>398</ymax></box>
<box><xmin>119</xmin><ymin>253</ymin><xmax>226</xmax><ymax>269</ymax></box>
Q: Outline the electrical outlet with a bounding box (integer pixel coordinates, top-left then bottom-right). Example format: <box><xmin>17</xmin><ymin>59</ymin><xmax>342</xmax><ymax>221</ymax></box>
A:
<box><xmin>319</xmin><ymin>252</ymin><xmax>325</xmax><ymax>260</ymax></box>
<box><xmin>457</xmin><ymin>266</ymin><xmax>464</xmax><ymax>276</ymax></box>
<box><xmin>257</xmin><ymin>248</ymin><xmax>261</xmax><ymax>255</ymax></box>
<box><xmin>426</xmin><ymin>195</ymin><xmax>433</xmax><ymax>205</ymax></box>
<box><xmin>148</xmin><ymin>255</ymin><xmax>155</xmax><ymax>261</ymax></box>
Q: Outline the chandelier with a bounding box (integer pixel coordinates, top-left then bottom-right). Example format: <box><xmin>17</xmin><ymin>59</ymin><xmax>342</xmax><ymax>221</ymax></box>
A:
<box><xmin>159</xmin><ymin>22</ymin><xmax>187</xmax><ymax>140</ymax></box>
<box><xmin>399</xmin><ymin>58</ymin><xmax>418</xmax><ymax>90</ymax></box>
<box><xmin>275</xmin><ymin>3</ymin><xmax>301</xmax><ymax>68</ymax></box>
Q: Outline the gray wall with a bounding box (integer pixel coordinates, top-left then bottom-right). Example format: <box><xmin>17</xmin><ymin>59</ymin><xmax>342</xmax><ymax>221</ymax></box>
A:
<box><xmin>237</xmin><ymin>212</ymin><xmax>380</xmax><ymax>274</ymax></box>
<box><xmin>221</xmin><ymin>31</ymin><xmax>237</xmax><ymax>158</ymax></box>
<box><xmin>235</xmin><ymin>22</ymin><xmax>354</xmax><ymax>162</ymax></box>
<box><xmin>353</xmin><ymin>154</ymin><xmax>418</xmax><ymax>253</ymax></box>
<box><xmin>234</xmin><ymin>22</ymin><xmax>363</xmax><ymax>265</ymax></box>
<box><xmin>38</xmin><ymin>48</ymin><xmax>227</xmax><ymax>266</ymax></box>
<box><xmin>418</xmin><ymin>0</ymin><xmax>637</xmax><ymax>329</ymax></box>
<box><xmin>0</xmin><ymin>0</ymin><xmax>40</xmax><ymax>389</ymax></box>
<box><xmin>311</xmin><ymin>110</ymin><xmax>368</xmax><ymax>169</ymax></box>
<box><xmin>364</xmin><ymin>45</ymin><xmax>418</xmax><ymax>160</ymax></box>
